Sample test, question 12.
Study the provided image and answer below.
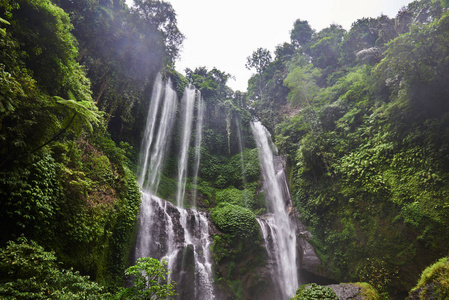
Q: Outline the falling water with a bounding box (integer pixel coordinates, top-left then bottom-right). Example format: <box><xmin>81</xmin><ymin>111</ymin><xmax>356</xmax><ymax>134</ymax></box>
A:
<box><xmin>138</xmin><ymin>73</ymin><xmax>163</xmax><ymax>187</ymax></box>
<box><xmin>139</xmin><ymin>78</ymin><xmax>178</xmax><ymax>193</ymax></box>
<box><xmin>176</xmin><ymin>85</ymin><xmax>196</xmax><ymax>207</ymax></box>
<box><xmin>135</xmin><ymin>78</ymin><xmax>214</xmax><ymax>300</ymax></box>
<box><xmin>251</xmin><ymin>121</ymin><xmax>299</xmax><ymax>299</ymax></box>
<box><xmin>192</xmin><ymin>96</ymin><xmax>205</xmax><ymax>207</ymax></box>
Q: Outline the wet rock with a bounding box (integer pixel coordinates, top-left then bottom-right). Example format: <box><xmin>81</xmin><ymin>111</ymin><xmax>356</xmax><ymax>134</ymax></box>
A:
<box><xmin>174</xmin><ymin>244</ymin><xmax>196</xmax><ymax>300</ymax></box>
<box><xmin>289</xmin><ymin>208</ymin><xmax>323</xmax><ymax>277</ymax></box>
<box><xmin>327</xmin><ymin>284</ymin><xmax>363</xmax><ymax>300</ymax></box>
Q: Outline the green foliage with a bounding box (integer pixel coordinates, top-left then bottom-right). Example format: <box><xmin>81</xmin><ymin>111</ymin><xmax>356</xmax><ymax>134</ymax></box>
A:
<box><xmin>0</xmin><ymin>0</ymin><xmax>102</xmax><ymax>164</ymax></box>
<box><xmin>284</xmin><ymin>55</ymin><xmax>322</xmax><ymax>107</ymax></box>
<box><xmin>410</xmin><ymin>257</ymin><xmax>449</xmax><ymax>299</ymax></box>
<box><xmin>265</xmin><ymin>3</ymin><xmax>449</xmax><ymax>296</ymax></box>
<box><xmin>199</xmin><ymin>145</ymin><xmax>261</xmax><ymax>191</ymax></box>
<box><xmin>0</xmin><ymin>152</ymin><xmax>59</xmax><ymax>240</ymax></box>
<box><xmin>185</xmin><ymin>66</ymin><xmax>233</xmax><ymax>101</ymax></box>
<box><xmin>7</xmin><ymin>0</ymin><xmax>92</xmax><ymax>101</ymax></box>
<box><xmin>374</xmin><ymin>12</ymin><xmax>449</xmax><ymax>124</ymax></box>
<box><xmin>246</xmin><ymin>47</ymin><xmax>272</xmax><ymax>75</ymax></box>
<box><xmin>291</xmin><ymin>283</ymin><xmax>338</xmax><ymax>300</ymax></box>
<box><xmin>355</xmin><ymin>282</ymin><xmax>381</xmax><ymax>299</ymax></box>
<box><xmin>0</xmin><ymin>237</ymin><xmax>110</xmax><ymax>299</ymax></box>
<box><xmin>156</xmin><ymin>173</ymin><xmax>178</xmax><ymax>202</ymax></box>
<box><xmin>290</xmin><ymin>19</ymin><xmax>314</xmax><ymax>47</ymax></box>
<box><xmin>213</xmin><ymin>185</ymin><xmax>257</xmax><ymax>210</ymax></box>
<box><xmin>340</xmin><ymin>15</ymin><xmax>396</xmax><ymax>65</ymax></box>
<box><xmin>54</xmin><ymin>0</ymin><xmax>183</xmax><ymax>145</ymax></box>
<box><xmin>211</xmin><ymin>203</ymin><xmax>259</xmax><ymax>241</ymax></box>
<box><xmin>132</xmin><ymin>0</ymin><xmax>184</xmax><ymax>61</ymax></box>
<box><xmin>116</xmin><ymin>257</ymin><xmax>176</xmax><ymax>300</ymax></box>
<box><xmin>358</xmin><ymin>258</ymin><xmax>399</xmax><ymax>296</ymax></box>
<box><xmin>216</xmin><ymin>187</ymin><xmax>245</xmax><ymax>206</ymax></box>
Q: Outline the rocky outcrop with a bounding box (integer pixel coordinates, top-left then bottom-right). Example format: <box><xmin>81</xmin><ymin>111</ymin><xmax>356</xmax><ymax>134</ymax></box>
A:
<box><xmin>289</xmin><ymin>208</ymin><xmax>323</xmax><ymax>277</ymax></box>
<box><xmin>328</xmin><ymin>284</ymin><xmax>364</xmax><ymax>300</ymax></box>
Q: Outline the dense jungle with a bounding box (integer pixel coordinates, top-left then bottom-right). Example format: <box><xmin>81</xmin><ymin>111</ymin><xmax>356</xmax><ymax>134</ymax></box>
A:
<box><xmin>1</xmin><ymin>0</ymin><xmax>449</xmax><ymax>299</ymax></box>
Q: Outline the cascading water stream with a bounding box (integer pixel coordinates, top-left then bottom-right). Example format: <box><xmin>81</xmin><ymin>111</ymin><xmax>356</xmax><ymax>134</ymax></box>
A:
<box><xmin>192</xmin><ymin>96</ymin><xmax>204</xmax><ymax>207</ymax></box>
<box><xmin>135</xmin><ymin>78</ymin><xmax>214</xmax><ymax>300</ymax></box>
<box><xmin>139</xmin><ymin>78</ymin><xmax>178</xmax><ymax>193</ymax></box>
<box><xmin>137</xmin><ymin>73</ymin><xmax>163</xmax><ymax>187</ymax></box>
<box><xmin>251</xmin><ymin>121</ymin><xmax>299</xmax><ymax>299</ymax></box>
<box><xmin>176</xmin><ymin>85</ymin><xmax>196</xmax><ymax>208</ymax></box>
<box><xmin>135</xmin><ymin>76</ymin><xmax>180</xmax><ymax>266</ymax></box>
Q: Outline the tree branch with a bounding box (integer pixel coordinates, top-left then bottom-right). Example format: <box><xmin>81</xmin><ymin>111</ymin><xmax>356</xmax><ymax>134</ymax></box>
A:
<box><xmin>31</xmin><ymin>112</ymin><xmax>78</xmax><ymax>154</ymax></box>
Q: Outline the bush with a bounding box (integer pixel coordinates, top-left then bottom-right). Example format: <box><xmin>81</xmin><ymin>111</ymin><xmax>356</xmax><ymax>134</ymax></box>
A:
<box><xmin>116</xmin><ymin>257</ymin><xmax>176</xmax><ymax>300</ymax></box>
<box><xmin>216</xmin><ymin>187</ymin><xmax>245</xmax><ymax>206</ymax></box>
<box><xmin>0</xmin><ymin>237</ymin><xmax>110</xmax><ymax>299</ymax></box>
<box><xmin>292</xmin><ymin>283</ymin><xmax>338</xmax><ymax>300</ymax></box>
<box><xmin>211</xmin><ymin>203</ymin><xmax>259</xmax><ymax>241</ymax></box>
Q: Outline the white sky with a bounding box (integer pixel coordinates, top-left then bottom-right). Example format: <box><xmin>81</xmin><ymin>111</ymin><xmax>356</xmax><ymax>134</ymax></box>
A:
<box><xmin>126</xmin><ymin>0</ymin><xmax>414</xmax><ymax>91</ymax></box>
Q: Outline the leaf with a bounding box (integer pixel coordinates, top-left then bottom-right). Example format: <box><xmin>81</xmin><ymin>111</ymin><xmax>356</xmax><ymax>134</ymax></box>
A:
<box><xmin>54</xmin><ymin>96</ymin><xmax>102</xmax><ymax>133</ymax></box>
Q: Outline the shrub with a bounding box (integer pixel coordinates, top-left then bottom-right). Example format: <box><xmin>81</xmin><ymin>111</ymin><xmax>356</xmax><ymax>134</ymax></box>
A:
<box><xmin>292</xmin><ymin>283</ymin><xmax>338</xmax><ymax>300</ymax></box>
<box><xmin>211</xmin><ymin>203</ymin><xmax>259</xmax><ymax>241</ymax></box>
<box><xmin>0</xmin><ymin>237</ymin><xmax>110</xmax><ymax>299</ymax></box>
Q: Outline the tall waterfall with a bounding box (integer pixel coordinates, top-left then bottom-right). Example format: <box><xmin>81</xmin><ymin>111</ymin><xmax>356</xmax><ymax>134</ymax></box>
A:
<box><xmin>192</xmin><ymin>96</ymin><xmax>205</xmax><ymax>207</ymax></box>
<box><xmin>138</xmin><ymin>76</ymin><xmax>177</xmax><ymax>193</ymax></box>
<box><xmin>135</xmin><ymin>77</ymin><xmax>214</xmax><ymax>300</ymax></box>
<box><xmin>176</xmin><ymin>85</ymin><xmax>196</xmax><ymax>207</ymax></box>
<box><xmin>251</xmin><ymin>121</ymin><xmax>299</xmax><ymax>299</ymax></box>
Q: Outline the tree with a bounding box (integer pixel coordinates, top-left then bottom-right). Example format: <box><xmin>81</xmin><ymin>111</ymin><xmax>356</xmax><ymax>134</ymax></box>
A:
<box><xmin>117</xmin><ymin>257</ymin><xmax>177</xmax><ymax>299</ymax></box>
<box><xmin>374</xmin><ymin>12</ymin><xmax>449</xmax><ymax>123</ymax></box>
<box><xmin>340</xmin><ymin>15</ymin><xmax>396</xmax><ymax>65</ymax></box>
<box><xmin>284</xmin><ymin>55</ymin><xmax>321</xmax><ymax>107</ymax></box>
<box><xmin>246</xmin><ymin>48</ymin><xmax>272</xmax><ymax>99</ymax></box>
<box><xmin>185</xmin><ymin>66</ymin><xmax>233</xmax><ymax>102</ymax></box>
<box><xmin>132</xmin><ymin>0</ymin><xmax>184</xmax><ymax>62</ymax></box>
<box><xmin>0</xmin><ymin>0</ymin><xmax>100</xmax><ymax>164</ymax></box>
<box><xmin>307</xmin><ymin>24</ymin><xmax>346</xmax><ymax>70</ymax></box>
<box><xmin>245</xmin><ymin>47</ymin><xmax>272</xmax><ymax>75</ymax></box>
<box><xmin>290</xmin><ymin>19</ymin><xmax>314</xmax><ymax>48</ymax></box>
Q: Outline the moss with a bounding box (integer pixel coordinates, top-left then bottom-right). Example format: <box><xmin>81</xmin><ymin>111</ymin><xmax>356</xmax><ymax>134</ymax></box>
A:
<box><xmin>156</xmin><ymin>173</ymin><xmax>177</xmax><ymax>203</ymax></box>
<box><xmin>410</xmin><ymin>257</ymin><xmax>449</xmax><ymax>299</ymax></box>
<box><xmin>216</xmin><ymin>187</ymin><xmax>245</xmax><ymax>206</ymax></box>
<box><xmin>355</xmin><ymin>282</ymin><xmax>381</xmax><ymax>299</ymax></box>
<box><xmin>211</xmin><ymin>203</ymin><xmax>259</xmax><ymax>242</ymax></box>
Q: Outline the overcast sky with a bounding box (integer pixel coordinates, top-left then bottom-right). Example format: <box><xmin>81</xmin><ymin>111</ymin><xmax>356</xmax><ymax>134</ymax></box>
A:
<box><xmin>126</xmin><ymin>0</ymin><xmax>414</xmax><ymax>91</ymax></box>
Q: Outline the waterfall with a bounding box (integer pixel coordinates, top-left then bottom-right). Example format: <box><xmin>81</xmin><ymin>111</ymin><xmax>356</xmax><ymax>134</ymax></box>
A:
<box><xmin>176</xmin><ymin>85</ymin><xmax>196</xmax><ymax>207</ymax></box>
<box><xmin>135</xmin><ymin>78</ymin><xmax>214</xmax><ymax>300</ymax></box>
<box><xmin>192</xmin><ymin>96</ymin><xmax>205</xmax><ymax>207</ymax></box>
<box><xmin>251</xmin><ymin>121</ymin><xmax>299</xmax><ymax>299</ymax></box>
<box><xmin>139</xmin><ymin>78</ymin><xmax>178</xmax><ymax>193</ymax></box>
<box><xmin>138</xmin><ymin>73</ymin><xmax>163</xmax><ymax>187</ymax></box>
